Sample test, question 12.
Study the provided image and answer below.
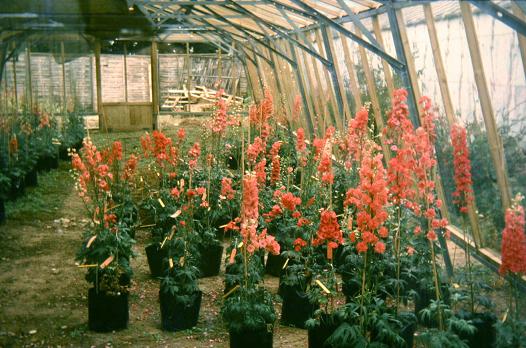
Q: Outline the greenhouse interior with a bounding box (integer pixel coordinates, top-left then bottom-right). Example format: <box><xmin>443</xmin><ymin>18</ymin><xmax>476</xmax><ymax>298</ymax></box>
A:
<box><xmin>1</xmin><ymin>0</ymin><xmax>526</xmax><ymax>347</ymax></box>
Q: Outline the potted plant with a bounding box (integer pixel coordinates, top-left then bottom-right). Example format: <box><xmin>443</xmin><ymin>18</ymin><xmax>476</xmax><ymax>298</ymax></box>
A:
<box><xmin>221</xmin><ymin>173</ymin><xmax>280</xmax><ymax>347</ymax></box>
<box><xmin>158</xmin><ymin>191</ymin><xmax>202</xmax><ymax>331</ymax></box>
<box><xmin>72</xmin><ymin>139</ymin><xmax>137</xmax><ymax>332</ymax></box>
<box><xmin>495</xmin><ymin>193</ymin><xmax>526</xmax><ymax>348</ymax></box>
<box><xmin>139</xmin><ymin>129</ymin><xmax>185</xmax><ymax>277</ymax></box>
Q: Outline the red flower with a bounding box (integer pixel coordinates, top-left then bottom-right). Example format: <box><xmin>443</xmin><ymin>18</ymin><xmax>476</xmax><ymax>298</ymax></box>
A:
<box><xmin>170</xmin><ymin>187</ymin><xmax>180</xmax><ymax>198</ymax></box>
<box><xmin>374</xmin><ymin>241</ymin><xmax>386</xmax><ymax>254</ymax></box>
<box><xmin>188</xmin><ymin>142</ymin><xmax>201</xmax><ymax>169</ymax></box>
<box><xmin>450</xmin><ymin>124</ymin><xmax>474</xmax><ymax>213</ymax></box>
<box><xmin>378</xmin><ymin>226</ymin><xmax>389</xmax><ymax>238</ymax></box>
<box><xmin>242</xmin><ymin>174</ymin><xmax>259</xmax><ymax>223</ymax></box>
<box><xmin>255</xmin><ymin>159</ymin><xmax>267</xmax><ymax>186</ymax></box>
<box><xmin>499</xmin><ymin>195</ymin><xmax>526</xmax><ymax>276</ymax></box>
<box><xmin>345</xmin><ymin>150</ymin><xmax>388</xmax><ymax>238</ymax></box>
<box><xmin>296</xmin><ymin>128</ymin><xmax>306</xmax><ymax>152</ymax></box>
<box><xmin>177</xmin><ymin>128</ymin><xmax>186</xmax><ymax>140</ymax></box>
<box><xmin>293</xmin><ymin>237</ymin><xmax>307</xmax><ymax>252</ymax></box>
<box><xmin>270</xmin><ymin>141</ymin><xmax>282</xmax><ymax>157</ymax></box>
<box><xmin>346</xmin><ymin>107</ymin><xmax>370</xmax><ymax>162</ymax></box>
<box><xmin>281</xmin><ymin>192</ymin><xmax>301</xmax><ymax>212</ymax></box>
<box><xmin>314</xmin><ymin>210</ymin><xmax>343</xmax><ymax>248</ymax></box>
<box><xmin>247</xmin><ymin>137</ymin><xmax>265</xmax><ymax>163</ymax></box>
<box><xmin>220</xmin><ymin>177</ymin><xmax>235</xmax><ymax>200</ymax></box>
<box><xmin>356</xmin><ymin>241</ymin><xmax>368</xmax><ymax>253</ymax></box>
<box><xmin>270</xmin><ymin>155</ymin><xmax>281</xmax><ymax>185</ymax></box>
<box><xmin>426</xmin><ymin>230</ymin><xmax>437</xmax><ymax>241</ymax></box>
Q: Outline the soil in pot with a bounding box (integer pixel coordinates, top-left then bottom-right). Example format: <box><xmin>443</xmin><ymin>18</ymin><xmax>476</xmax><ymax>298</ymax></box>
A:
<box><xmin>454</xmin><ymin>310</ymin><xmax>496</xmax><ymax>348</ymax></box>
<box><xmin>88</xmin><ymin>288</ymin><xmax>129</xmax><ymax>332</ymax></box>
<box><xmin>308</xmin><ymin>314</ymin><xmax>340</xmax><ymax>348</ymax></box>
<box><xmin>198</xmin><ymin>243</ymin><xmax>224</xmax><ymax>278</ymax></box>
<box><xmin>145</xmin><ymin>243</ymin><xmax>168</xmax><ymax>278</ymax></box>
<box><xmin>281</xmin><ymin>284</ymin><xmax>316</xmax><ymax>329</ymax></box>
<box><xmin>229</xmin><ymin>326</ymin><xmax>273</xmax><ymax>348</ymax></box>
<box><xmin>159</xmin><ymin>290</ymin><xmax>202</xmax><ymax>331</ymax></box>
<box><xmin>24</xmin><ymin>168</ymin><xmax>38</xmax><ymax>187</ymax></box>
<box><xmin>265</xmin><ymin>253</ymin><xmax>286</xmax><ymax>277</ymax></box>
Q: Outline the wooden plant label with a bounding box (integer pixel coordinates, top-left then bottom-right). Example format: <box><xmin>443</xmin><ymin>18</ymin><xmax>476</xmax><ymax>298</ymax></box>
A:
<box><xmin>158</xmin><ymin>198</ymin><xmax>165</xmax><ymax>208</ymax></box>
<box><xmin>315</xmin><ymin>279</ymin><xmax>331</xmax><ymax>294</ymax></box>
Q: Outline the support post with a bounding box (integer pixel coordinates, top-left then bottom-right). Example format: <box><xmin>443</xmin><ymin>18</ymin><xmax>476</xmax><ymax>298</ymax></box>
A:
<box><xmin>460</xmin><ymin>2</ymin><xmax>512</xmax><ymax>211</ymax></box>
<box><xmin>151</xmin><ymin>41</ymin><xmax>159</xmax><ymax>129</ymax></box>
<box><xmin>314</xmin><ymin>29</ymin><xmax>339</xmax><ymax>130</ymax></box>
<box><xmin>25</xmin><ymin>42</ymin><xmax>32</xmax><ymax>112</ymax></box>
<box><xmin>94</xmin><ymin>40</ymin><xmax>106</xmax><ymax>132</ymax></box>
<box><xmin>340</xmin><ymin>31</ymin><xmax>362</xmax><ymax>112</ymax></box>
<box><xmin>61</xmin><ymin>41</ymin><xmax>66</xmax><ymax>115</ymax></box>
<box><xmin>324</xmin><ymin>26</ymin><xmax>352</xmax><ymax>125</ymax></box>
<box><xmin>321</xmin><ymin>26</ymin><xmax>345</xmax><ymax>130</ymax></box>
<box><xmin>12</xmin><ymin>43</ymin><xmax>17</xmax><ymax>115</ymax></box>
<box><xmin>424</xmin><ymin>3</ymin><xmax>483</xmax><ymax>247</ymax></box>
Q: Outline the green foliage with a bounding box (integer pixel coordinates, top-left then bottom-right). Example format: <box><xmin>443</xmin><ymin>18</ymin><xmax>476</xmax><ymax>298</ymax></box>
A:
<box><xmin>495</xmin><ymin>317</ymin><xmax>526</xmax><ymax>348</ymax></box>
<box><xmin>221</xmin><ymin>286</ymin><xmax>276</xmax><ymax>333</ymax></box>
<box><xmin>76</xmin><ymin>222</ymin><xmax>135</xmax><ymax>294</ymax></box>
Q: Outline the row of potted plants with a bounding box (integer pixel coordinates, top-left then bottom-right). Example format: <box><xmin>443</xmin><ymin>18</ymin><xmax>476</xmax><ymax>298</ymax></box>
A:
<box><xmin>71</xmin><ymin>88</ymin><xmax>525</xmax><ymax>347</ymax></box>
<box><xmin>0</xmin><ymin>107</ymin><xmax>85</xmax><ymax>223</ymax></box>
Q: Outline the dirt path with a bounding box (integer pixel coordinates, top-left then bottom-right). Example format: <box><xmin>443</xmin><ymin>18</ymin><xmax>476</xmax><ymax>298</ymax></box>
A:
<box><xmin>0</xmin><ymin>163</ymin><xmax>307</xmax><ymax>348</ymax></box>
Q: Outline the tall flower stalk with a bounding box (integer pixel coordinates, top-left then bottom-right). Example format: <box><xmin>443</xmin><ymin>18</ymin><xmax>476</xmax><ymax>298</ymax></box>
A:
<box><xmin>451</xmin><ymin>123</ymin><xmax>475</xmax><ymax>312</ymax></box>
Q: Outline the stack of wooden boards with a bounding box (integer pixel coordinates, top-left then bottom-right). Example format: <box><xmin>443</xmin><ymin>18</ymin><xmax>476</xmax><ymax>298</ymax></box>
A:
<box><xmin>161</xmin><ymin>86</ymin><xmax>244</xmax><ymax>112</ymax></box>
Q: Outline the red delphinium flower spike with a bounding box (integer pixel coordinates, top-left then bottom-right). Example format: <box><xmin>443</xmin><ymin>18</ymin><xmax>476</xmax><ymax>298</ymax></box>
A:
<box><xmin>270</xmin><ymin>155</ymin><xmax>281</xmax><ymax>185</ymax></box>
<box><xmin>419</xmin><ymin>96</ymin><xmax>437</xmax><ymax>147</ymax></box>
<box><xmin>450</xmin><ymin>124</ymin><xmax>474</xmax><ymax>214</ymax></box>
<box><xmin>247</xmin><ymin>137</ymin><xmax>265</xmax><ymax>163</ymax></box>
<box><xmin>281</xmin><ymin>192</ymin><xmax>301</xmax><ymax>212</ymax></box>
<box><xmin>220</xmin><ymin>177</ymin><xmax>236</xmax><ymax>200</ymax></box>
<box><xmin>296</xmin><ymin>128</ymin><xmax>306</xmax><ymax>152</ymax></box>
<box><xmin>241</xmin><ymin>174</ymin><xmax>259</xmax><ymax>223</ymax></box>
<box><xmin>293</xmin><ymin>95</ymin><xmax>301</xmax><ymax>121</ymax></box>
<box><xmin>346</xmin><ymin>106</ymin><xmax>370</xmax><ymax>162</ymax></box>
<box><xmin>499</xmin><ymin>194</ymin><xmax>526</xmax><ymax>276</ymax></box>
<box><xmin>313</xmin><ymin>209</ymin><xmax>343</xmax><ymax>249</ymax></box>
<box><xmin>384</xmin><ymin>89</ymin><xmax>413</xmax><ymax>143</ymax></box>
<box><xmin>211</xmin><ymin>96</ymin><xmax>228</xmax><ymax>135</ymax></box>
<box><xmin>345</xmin><ymin>148</ymin><xmax>389</xmax><ymax>249</ymax></box>
<box><xmin>255</xmin><ymin>159</ymin><xmax>267</xmax><ymax>186</ymax></box>
<box><xmin>188</xmin><ymin>142</ymin><xmax>201</xmax><ymax>170</ymax></box>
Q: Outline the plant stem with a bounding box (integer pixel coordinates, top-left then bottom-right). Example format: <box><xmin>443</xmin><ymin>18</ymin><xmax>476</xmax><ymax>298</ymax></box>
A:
<box><xmin>461</xmin><ymin>215</ymin><xmax>475</xmax><ymax>313</ymax></box>
<box><xmin>360</xmin><ymin>251</ymin><xmax>368</xmax><ymax>330</ymax></box>
<box><xmin>429</xmin><ymin>240</ymin><xmax>444</xmax><ymax>330</ymax></box>
<box><xmin>394</xmin><ymin>204</ymin><xmax>402</xmax><ymax>315</ymax></box>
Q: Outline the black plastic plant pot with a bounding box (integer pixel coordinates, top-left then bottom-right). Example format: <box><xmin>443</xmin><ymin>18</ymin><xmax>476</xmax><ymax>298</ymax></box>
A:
<box><xmin>265</xmin><ymin>253</ymin><xmax>286</xmax><ymax>277</ymax></box>
<box><xmin>229</xmin><ymin>326</ymin><xmax>273</xmax><ymax>348</ymax></box>
<box><xmin>159</xmin><ymin>290</ymin><xmax>202</xmax><ymax>331</ymax></box>
<box><xmin>24</xmin><ymin>168</ymin><xmax>38</xmax><ymax>187</ymax></box>
<box><xmin>308</xmin><ymin>314</ymin><xmax>340</xmax><ymax>348</ymax></box>
<box><xmin>198</xmin><ymin>243</ymin><xmax>224</xmax><ymax>278</ymax></box>
<box><xmin>8</xmin><ymin>178</ymin><xmax>25</xmax><ymax>201</ymax></box>
<box><xmin>50</xmin><ymin>155</ymin><xmax>59</xmax><ymax>169</ymax></box>
<box><xmin>88</xmin><ymin>288</ymin><xmax>129</xmax><ymax>332</ymax></box>
<box><xmin>0</xmin><ymin>199</ymin><xmax>5</xmax><ymax>224</ymax></box>
<box><xmin>342</xmin><ymin>276</ymin><xmax>361</xmax><ymax>304</ymax></box>
<box><xmin>398</xmin><ymin>312</ymin><xmax>417</xmax><ymax>348</ymax></box>
<box><xmin>226</xmin><ymin>156</ymin><xmax>239</xmax><ymax>170</ymax></box>
<box><xmin>59</xmin><ymin>146</ymin><xmax>69</xmax><ymax>161</ymax></box>
<box><xmin>414</xmin><ymin>284</ymin><xmax>450</xmax><ymax>326</ymax></box>
<box><xmin>145</xmin><ymin>243</ymin><xmax>167</xmax><ymax>278</ymax></box>
<box><xmin>281</xmin><ymin>284</ymin><xmax>316</xmax><ymax>329</ymax></box>
<box><xmin>454</xmin><ymin>310</ymin><xmax>496</xmax><ymax>348</ymax></box>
